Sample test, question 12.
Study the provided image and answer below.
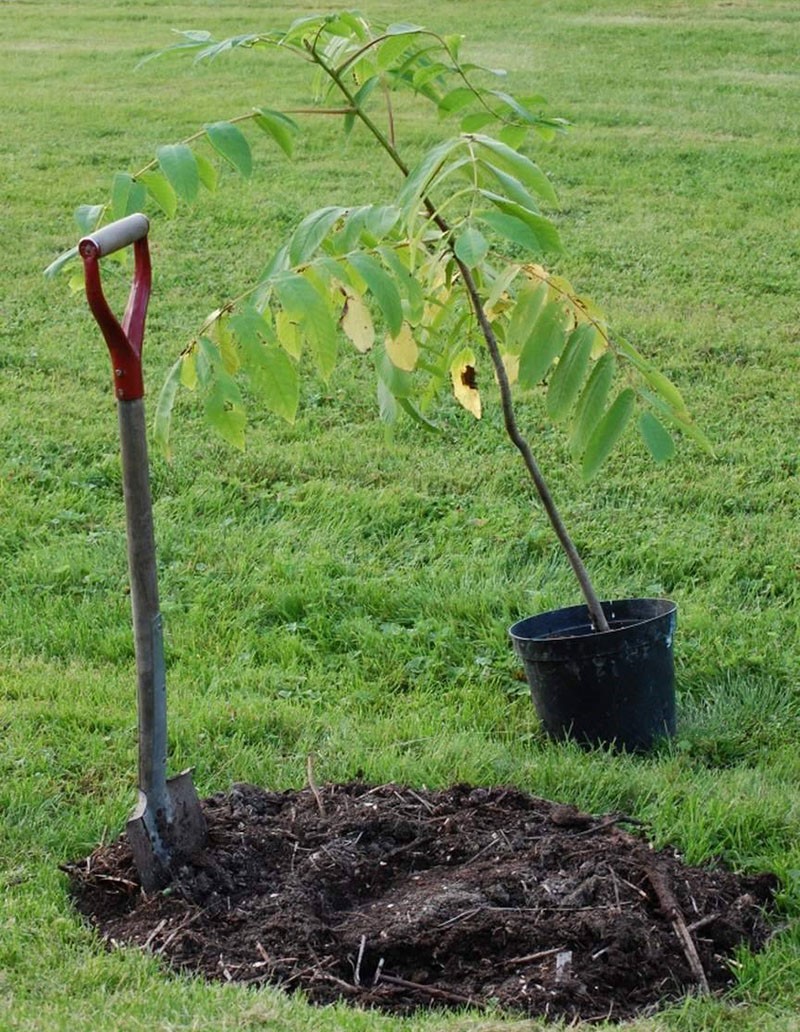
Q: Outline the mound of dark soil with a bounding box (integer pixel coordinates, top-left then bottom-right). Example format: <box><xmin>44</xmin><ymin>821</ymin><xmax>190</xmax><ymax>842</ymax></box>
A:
<box><xmin>65</xmin><ymin>782</ymin><xmax>777</xmax><ymax>1023</ymax></box>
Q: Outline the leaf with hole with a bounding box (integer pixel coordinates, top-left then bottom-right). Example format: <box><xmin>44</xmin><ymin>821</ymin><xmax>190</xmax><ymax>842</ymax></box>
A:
<box><xmin>204</xmin><ymin>369</ymin><xmax>247</xmax><ymax>450</ymax></box>
<box><xmin>451</xmin><ymin>352</ymin><xmax>481</xmax><ymax>418</ymax></box>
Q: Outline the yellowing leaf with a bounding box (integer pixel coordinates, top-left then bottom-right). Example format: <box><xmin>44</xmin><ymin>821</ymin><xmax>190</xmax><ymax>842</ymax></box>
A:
<box><xmin>451</xmin><ymin>353</ymin><xmax>481</xmax><ymax>418</ymax></box>
<box><xmin>385</xmin><ymin>323</ymin><xmax>418</xmax><ymax>371</ymax></box>
<box><xmin>211</xmin><ymin>317</ymin><xmax>240</xmax><ymax>375</ymax></box>
<box><xmin>522</xmin><ymin>263</ymin><xmax>549</xmax><ymax>287</ymax></box>
<box><xmin>180</xmin><ymin>346</ymin><xmax>198</xmax><ymax>390</ymax></box>
<box><xmin>339</xmin><ymin>288</ymin><xmax>374</xmax><ymax>353</ymax></box>
<box><xmin>275</xmin><ymin>310</ymin><xmax>302</xmax><ymax>360</ymax></box>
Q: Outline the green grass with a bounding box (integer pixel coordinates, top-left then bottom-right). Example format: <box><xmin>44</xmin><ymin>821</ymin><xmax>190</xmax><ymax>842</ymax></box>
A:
<box><xmin>2</xmin><ymin>0</ymin><xmax>799</xmax><ymax>1029</ymax></box>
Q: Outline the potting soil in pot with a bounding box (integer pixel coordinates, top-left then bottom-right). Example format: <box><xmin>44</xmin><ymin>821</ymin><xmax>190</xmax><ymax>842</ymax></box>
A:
<box><xmin>65</xmin><ymin>781</ymin><xmax>777</xmax><ymax>1024</ymax></box>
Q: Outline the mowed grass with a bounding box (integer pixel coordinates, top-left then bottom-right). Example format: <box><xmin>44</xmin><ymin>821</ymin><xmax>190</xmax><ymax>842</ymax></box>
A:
<box><xmin>1</xmin><ymin>0</ymin><xmax>799</xmax><ymax>1029</ymax></box>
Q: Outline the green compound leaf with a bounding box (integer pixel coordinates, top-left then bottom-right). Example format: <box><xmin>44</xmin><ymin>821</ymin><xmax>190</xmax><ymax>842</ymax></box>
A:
<box><xmin>204</xmin><ymin>121</ymin><xmax>252</xmax><ymax>177</ymax></box>
<box><xmin>454</xmin><ymin>226</ymin><xmax>489</xmax><ymax>268</ymax></box>
<box><xmin>154</xmin><ymin>356</ymin><xmax>183</xmax><ymax>460</ymax></box>
<box><xmin>582</xmin><ymin>388</ymin><xmax>636</xmax><ymax>480</ymax></box>
<box><xmin>473</xmin><ymin>135</ymin><xmax>559</xmax><ymax>207</ymax></box>
<box><xmin>639</xmin><ymin>410</ymin><xmax>676</xmax><ymax>463</ymax></box>
<box><xmin>397</xmin><ymin>137</ymin><xmax>462</xmax><ymax>221</ymax></box>
<box><xmin>346</xmin><ymin>252</ymin><xmax>404</xmax><ymax>336</ymax></box>
<box><xmin>273</xmin><ymin>271</ymin><xmax>338</xmax><ymax>380</ymax></box>
<box><xmin>194</xmin><ymin>152</ymin><xmax>218</xmax><ymax>193</ymax></box>
<box><xmin>438</xmin><ymin>86</ymin><xmax>477</xmax><ymax>116</ymax></box>
<box><xmin>546</xmin><ymin>323</ymin><xmax>595</xmax><ymax>423</ymax></box>
<box><xmin>110</xmin><ymin>172</ymin><xmax>146</xmax><ymax>220</ymax></box>
<box><xmin>203</xmin><ymin>367</ymin><xmax>247</xmax><ymax>449</ymax></box>
<box><xmin>74</xmin><ymin>204</ymin><xmax>104</xmax><ymax>235</ymax></box>
<box><xmin>474</xmin><ymin>207</ymin><xmax>561</xmax><ymax>258</ymax></box>
<box><xmin>507</xmin><ymin>281</ymin><xmax>548</xmax><ymax>352</ymax></box>
<box><xmin>138</xmin><ymin>170</ymin><xmax>177</xmax><ymax>217</ymax></box>
<box><xmin>253</xmin><ymin>108</ymin><xmax>298</xmax><ymax>158</ymax></box>
<box><xmin>375</xmin><ymin>342</ymin><xmax>413</xmax><ymax>399</ymax></box>
<box><xmin>570</xmin><ymin>351</ymin><xmax>616</xmax><ymax>459</ymax></box>
<box><xmin>288</xmin><ymin>206</ymin><xmax>347</xmax><ymax>266</ymax></box>
<box><xmin>156</xmin><ymin>143</ymin><xmax>200</xmax><ymax>203</ymax></box>
<box><xmin>229</xmin><ymin>305</ymin><xmax>299</xmax><ymax>423</ymax></box>
<box><xmin>517</xmin><ymin>299</ymin><xmax>568</xmax><ymax>388</ymax></box>
<box><xmin>478</xmin><ymin>194</ymin><xmax>563</xmax><ymax>254</ymax></box>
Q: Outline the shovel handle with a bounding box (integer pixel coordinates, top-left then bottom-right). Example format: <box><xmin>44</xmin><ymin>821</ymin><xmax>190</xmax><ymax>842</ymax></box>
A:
<box><xmin>80</xmin><ymin>214</ymin><xmax>152</xmax><ymax>401</ymax></box>
<box><xmin>79</xmin><ymin>213</ymin><xmax>150</xmax><ymax>258</ymax></box>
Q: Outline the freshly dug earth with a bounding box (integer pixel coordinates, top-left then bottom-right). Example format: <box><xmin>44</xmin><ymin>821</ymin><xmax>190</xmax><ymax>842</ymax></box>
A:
<box><xmin>66</xmin><ymin>782</ymin><xmax>777</xmax><ymax>1023</ymax></box>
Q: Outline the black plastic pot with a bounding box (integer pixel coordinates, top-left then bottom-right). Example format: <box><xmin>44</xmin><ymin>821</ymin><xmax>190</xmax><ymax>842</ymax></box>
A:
<box><xmin>509</xmin><ymin>598</ymin><xmax>677</xmax><ymax>752</ymax></box>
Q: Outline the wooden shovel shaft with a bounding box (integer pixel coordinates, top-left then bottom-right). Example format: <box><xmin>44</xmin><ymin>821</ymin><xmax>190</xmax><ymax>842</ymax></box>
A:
<box><xmin>117</xmin><ymin>397</ymin><xmax>168</xmax><ymax>808</ymax></box>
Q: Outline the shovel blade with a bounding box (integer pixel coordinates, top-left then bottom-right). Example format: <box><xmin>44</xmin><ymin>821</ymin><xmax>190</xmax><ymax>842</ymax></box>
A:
<box><xmin>127</xmin><ymin>769</ymin><xmax>207</xmax><ymax>892</ymax></box>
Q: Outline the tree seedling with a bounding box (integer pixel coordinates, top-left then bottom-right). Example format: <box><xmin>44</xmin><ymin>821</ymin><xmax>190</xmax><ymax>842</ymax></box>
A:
<box><xmin>48</xmin><ymin>12</ymin><xmax>710</xmax><ymax>630</ymax></box>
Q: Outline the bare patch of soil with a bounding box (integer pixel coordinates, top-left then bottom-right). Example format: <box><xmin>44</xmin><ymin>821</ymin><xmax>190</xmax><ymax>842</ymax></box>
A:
<box><xmin>65</xmin><ymin>782</ymin><xmax>776</xmax><ymax>1023</ymax></box>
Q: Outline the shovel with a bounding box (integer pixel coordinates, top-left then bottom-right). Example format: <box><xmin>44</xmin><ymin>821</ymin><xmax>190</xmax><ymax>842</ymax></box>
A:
<box><xmin>79</xmin><ymin>214</ymin><xmax>207</xmax><ymax>891</ymax></box>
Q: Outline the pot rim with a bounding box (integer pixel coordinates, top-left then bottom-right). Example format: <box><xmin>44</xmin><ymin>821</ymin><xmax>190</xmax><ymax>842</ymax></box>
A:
<box><xmin>509</xmin><ymin>597</ymin><xmax>677</xmax><ymax>644</ymax></box>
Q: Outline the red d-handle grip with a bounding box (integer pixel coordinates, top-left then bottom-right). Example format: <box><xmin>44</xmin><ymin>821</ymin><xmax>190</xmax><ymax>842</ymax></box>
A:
<box><xmin>80</xmin><ymin>214</ymin><xmax>152</xmax><ymax>401</ymax></box>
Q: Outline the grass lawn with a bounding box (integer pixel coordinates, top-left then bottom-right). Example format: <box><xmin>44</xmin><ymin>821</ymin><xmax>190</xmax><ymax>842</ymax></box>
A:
<box><xmin>1</xmin><ymin>0</ymin><xmax>799</xmax><ymax>1029</ymax></box>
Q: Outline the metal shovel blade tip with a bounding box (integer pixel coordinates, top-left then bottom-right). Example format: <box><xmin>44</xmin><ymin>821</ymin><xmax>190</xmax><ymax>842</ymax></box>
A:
<box><xmin>126</xmin><ymin>770</ymin><xmax>207</xmax><ymax>892</ymax></box>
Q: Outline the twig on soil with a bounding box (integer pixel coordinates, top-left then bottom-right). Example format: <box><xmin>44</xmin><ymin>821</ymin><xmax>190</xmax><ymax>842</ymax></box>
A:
<box><xmin>156</xmin><ymin>910</ymin><xmax>202</xmax><ymax>954</ymax></box>
<box><xmin>353</xmin><ymin>934</ymin><xmax>366</xmax><ymax>986</ymax></box>
<box><xmin>405</xmin><ymin>788</ymin><xmax>436</xmax><ymax>813</ymax></box>
<box><xmin>572</xmin><ymin>815</ymin><xmax>639</xmax><ymax>838</ymax></box>
<box><xmin>141</xmin><ymin>918</ymin><xmax>167</xmax><ymax>951</ymax></box>
<box><xmin>435</xmin><ymin>906</ymin><xmax>484</xmax><ymax>930</ymax></box>
<box><xmin>315</xmin><ymin>971</ymin><xmax>362</xmax><ymax>995</ymax></box>
<box><xmin>687</xmin><ymin>913</ymin><xmax>720</xmax><ymax>934</ymax></box>
<box><xmin>505</xmin><ymin>945</ymin><xmax>567</xmax><ymax>967</ymax></box>
<box><xmin>306</xmin><ymin>753</ymin><xmax>327</xmax><ymax>817</ymax></box>
<box><xmin>379</xmin><ymin>973</ymin><xmax>478</xmax><ymax>1006</ymax></box>
<box><xmin>645</xmin><ymin>863</ymin><xmax>710</xmax><ymax>994</ymax></box>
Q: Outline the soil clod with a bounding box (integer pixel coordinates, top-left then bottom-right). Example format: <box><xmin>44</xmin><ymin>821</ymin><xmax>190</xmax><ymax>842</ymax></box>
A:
<box><xmin>65</xmin><ymin>782</ymin><xmax>777</xmax><ymax>1023</ymax></box>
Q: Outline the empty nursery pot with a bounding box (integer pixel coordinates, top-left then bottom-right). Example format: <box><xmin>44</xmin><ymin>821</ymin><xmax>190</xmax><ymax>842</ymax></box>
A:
<box><xmin>509</xmin><ymin>598</ymin><xmax>677</xmax><ymax>752</ymax></box>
